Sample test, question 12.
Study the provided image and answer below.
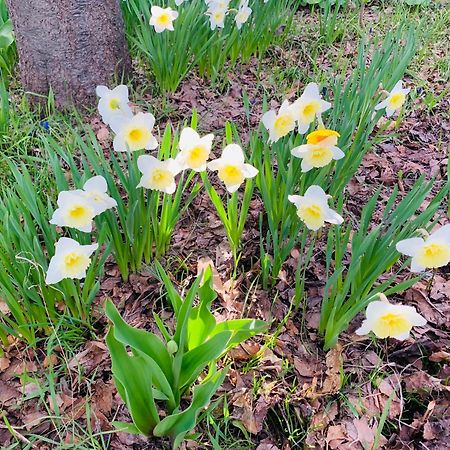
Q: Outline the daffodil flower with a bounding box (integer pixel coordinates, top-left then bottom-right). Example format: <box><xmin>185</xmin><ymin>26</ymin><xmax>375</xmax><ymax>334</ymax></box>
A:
<box><xmin>82</xmin><ymin>176</ymin><xmax>117</xmax><ymax>215</ymax></box>
<box><xmin>96</xmin><ymin>85</ymin><xmax>133</xmax><ymax>126</ymax></box>
<box><xmin>375</xmin><ymin>80</ymin><xmax>410</xmax><ymax>117</ymax></box>
<box><xmin>356</xmin><ymin>294</ymin><xmax>426</xmax><ymax>340</ymax></box>
<box><xmin>235</xmin><ymin>1</ymin><xmax>252</xmax><ymax>29</ymax></box>
<box><xmin>207</xmin><ymin>144</ymin><xmax>258</xmax><ymax>193</ymax></box>
<box><xmin>137</xmin><ymin>155</ymin><xmax>182</xmax><ymax>194</ymax></box>
<box><xmin>50</xmin><ymin>191</ymin><xmax>97</xmax><ymax>232</ymax></box>
<box><xmin>261</xmin><ymin>100</ymin><xmax>296</xmax><ymax>144</ymax></box>
<box><xmin>288</xmin><ymin>185</ymin><xmax>343</xmax><ymax>231</ymax></box>
<box><xmin>149</xmin><ymin>6</ymin><xmax>178</xmax><ymax>33</ymax></box>
<box><xmin>396</xmin><ymin>225</ymin><xmax>450</xmax><ymax>272</ymax></box>
<box><xmin>176</xmin><ymin>127</ymin><xmax>214</xmax><ymax>172</ymax></box>
<box><xmin>292</xmin><ymin>83</ymin><xmax>331</xmax><ymax>134</ymax></box>
<box><xmin>208</xmin><ymin>6</ymin><xmax>227</xmax><ymax>30</ymax></box>
<box><xmin>110</xmin><ymin>112</ymin><xmax>158</xmax><ymax>153</ymax></box>
<box><xmin>291</xmin><ymin>129</ymin><xmax>344</xmax><ymax>172</ymax></box>
<box><xmin>45</xmin><ymin>237</ymin><xmax>98</xmax><ymax>285</ymax></box>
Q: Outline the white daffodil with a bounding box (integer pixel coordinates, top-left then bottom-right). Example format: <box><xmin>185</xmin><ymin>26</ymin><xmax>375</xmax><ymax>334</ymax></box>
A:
<box><xmin>356</xmin><ymin>294</ymin><xmax>426</xmax><ymax>341</ymax></box>
<box><xmin>110</xmin><ymin>112</ymin><xmax>158</xmax><ymax>153</ymax></box>
<box><xmin>96</xmin><ymin>85</ymin><xmax>133</xmax><ymax>126</ymax></box>
<box><xmin>235</xmin><ymin>1</ymin><xmax>252</xmax><ymax>29</ymax></box>
<box><xmin>291</xmin><ymin>129</ymin><xmax>344</xmax><ymax>172</ymax></box>
<box><xmin>175</xmin><ymin>0</ymin><xmax>186</xmax><ymax>5</ymax></box>
<box><xmin>291</xmin><ymin>83</ymin><xmax>331</xmax><ymax>134</ymax></box>
<box><xmin>396</xmin><ymin>225</ymin><xmax>450</xmax><ymax>272</ymax></box>
<box><xmin>137</xmin><ymin>155</ymin><xmax>182</xmax><ymax>194</ymax></box>
<box><xmin>50</xmin><ymin>191</ymin><xmax>96</xmax><ymax>232</ymax></box>
<box><xmin>288</xmin><ymin>185</ymin><xmax>343</xmax><ymax>231</ymax></box>
<box><xmin>82</xmin><ymin>176</ymin><xmax>117</xmax><ymax>215</ymax></box>
<box><xmin>207</xmin><ymin>144</ymin><xmax>258</xmax><ymax>193</ymax></box>
<box><xmin>375</xmin><ymin>80</ymin><xmax>410</xmax><ymax>117</ymax></box>
<box><xmin>176</xmin><ymin>127</ymin><xmax>214</xmax><ymax>172</ymax></box>
<box><xmin>208</xmin><ymin>6</ymin><xmax>227</xmax><ymax>30</ymax></box>
<box><xmin>45</xmin><ymin>238</ymin><xmax>98</xmax><ymax>285</ymax></box>
<box><xmin>150</xmin><ymin>6</ymin><xmax>178</xmax><ymax>33</ymax></box>
<box><xmin>261</xmin><ymin>100</ymin><xmax>296</xmax><ymax>144</ymax></box>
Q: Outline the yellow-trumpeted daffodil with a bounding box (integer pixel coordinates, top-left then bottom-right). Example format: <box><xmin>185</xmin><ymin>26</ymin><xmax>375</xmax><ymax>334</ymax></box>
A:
<box><xmin>175</xmin><ymin>127</ymin><xmax>214</xmax><ymax>172</ymax></box>
<box><xmin>207</xmin><ymin>144</ymin><xmax>258</xmax><ymax>193</ymax></box>
<box><xmin>110</xmin><ymin>112</ymin><xmax>158</xmax><ymax>153</ymax></box>
<box><xmin>150</xmin><ymin>6</ymin><xmax>179</xmax><ymax>33</ymax></box>
<box><xmin>291</xmin><ymin>129</ymin><xmax>344</xmax><ymax>172</ymax></box>
<box><xmin>356</xmin><ymin>294</ymin><xmax>426</xmax><ymax>340</ymax></box>
<box><xmin>292</xmin><ymin>83</ymin><xmax>331</xmax><ymax>134</ymax></box>
<box><xmin>261</xmin><ymin>100</ymin><xmax>296</xmax><ymax>144</ymax></box>
<box><xmin>45</xmin><ymin>238</ymin><xmax>98</xmax><ymax>285</ymax></box>
<box><xmin>396</xmin><ymin>225</ymin><xmax>450</xmax><ymax>272</ymax></box>
<box><xmin>375</xmin><ymin>80</ymin><xmax>410</xmax><ymax>117</ymax></box>
<box><xmin>96</xmin><ymin>85</ymin><xmax>133</xmax><ymax>126</ymax></box>
<box><xmin>288</xmin><ymin>185</ymin><xmax>343</xmax><ymax>231</ymax></box>
<box><xmin>50</xmin><ymin>191</ymin><xmax>97</xmax><ymax>232</ymax></box>
<box><xmin>137</xmin><ymin>155</ymin><xmax>182</xmax><ymax>194</ymax></box>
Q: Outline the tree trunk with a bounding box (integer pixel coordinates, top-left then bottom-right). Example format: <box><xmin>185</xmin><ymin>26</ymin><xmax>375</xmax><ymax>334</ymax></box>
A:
<box><xmin>5</xmin><ymin>0</ymin><xmax>131</xmax><ymax>108</ymax></box>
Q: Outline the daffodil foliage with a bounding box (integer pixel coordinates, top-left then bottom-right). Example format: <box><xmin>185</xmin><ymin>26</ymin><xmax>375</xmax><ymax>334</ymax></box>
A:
<box><xmin>0</xmin><ymin>163</ymin><xmax>108</xmax><ymax>346</ymax></box>
<box><xmin>122</xmin><ymin>0</ymin><xmax>295</xmax><ymax>91</ymax></box>
<box><xmin>320</xmin><ymin>176</ymin><xmax>450</xmax><ymax>350</ymax></box>
<box><xmin>106</xmin><ymin>263</ymin><xmax>266</xmax><ymax>449</ymax></box>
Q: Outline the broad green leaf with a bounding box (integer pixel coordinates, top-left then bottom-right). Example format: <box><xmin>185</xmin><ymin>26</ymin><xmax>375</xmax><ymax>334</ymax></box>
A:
<box><xmin>105</xmin><ymin>300</ymin><xmax>174</xmax><ymax>386</ymax></box>
<box><xmin>180</xmin><ymin>331</ymin><xmax>232</xmax><ymax>389</ymax></box>
<box><xmin>106</xmin><ymin>329</ymin><xmax>159</xmax><ymax>435</ymax></box>
<box><xmin>153</xmin><ymin>368</ymin><xmax>228</xmax><ymax>443</ymax></box>
<box><xmin>187</xmin><ymin>266</ymin><xmax>217</xmax><ymax>350</ymax></box>
<box><xmin>211</xmin><ymin>319</ymin><xmax>267</xmax><ymax>350</ymax></box>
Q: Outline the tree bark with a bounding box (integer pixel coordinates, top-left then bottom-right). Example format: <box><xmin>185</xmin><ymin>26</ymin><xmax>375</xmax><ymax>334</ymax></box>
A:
<box><xmin>5</xmin><ymin>0</ymin><xmax>131</xmax><ymax>108</ymax></box>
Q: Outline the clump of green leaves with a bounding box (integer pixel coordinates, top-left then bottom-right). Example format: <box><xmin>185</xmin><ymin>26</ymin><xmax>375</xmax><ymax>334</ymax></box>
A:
<box><xmin>320</xmin><ymin>176</ymin><xmax>450</xmax><ymax>350</ymax></box>
<box><xmin>252</xmin><ymin>25</ymin><xmax>416</xmax><ymax>288</ymax></box>
<box><xmin>45</xmin><ymin>117</ymin><xmax>199</xmax><ymax>282</ymax></box>
<box><xmin>106</xmin><ymin>263</ymin><xmax>266</xmax><ymax>449</ymax></box>
<box><xmin>0</xmin><ymin>162</ymin><xmax>106</xmax><ymax>347</ymax></box>
<box><xmin>122</xmin><ymin>0</ymin><xmax>294</xmax><ymax>92</ymax></box>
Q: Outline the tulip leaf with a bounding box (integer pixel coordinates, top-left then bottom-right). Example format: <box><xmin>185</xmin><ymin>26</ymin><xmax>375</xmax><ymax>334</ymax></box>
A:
<box><xmin>180</xmin><ymin>331</ymin><xmax>232</xmax><ymax>389</ymax></box>
<box><xmin>153</xmin><ymin>368</ymin><xmax>228</xmax><ymax>444</ymax></box>
<box><xmin>105</xmin><ymin>300</ymin><xmax>174</xmax><ymax>385</ymax></box>
<box><xmin>106</xmin><ymin>328</ymin><xmax>159</xmax><ymax>435</ymax></box>
<box><xmin>211</xmin><ymin>318</ymin><xmax>267</xmax><ymax>350</ymax></box>
<box><xmin>187</xmin><ymin>266</ymin><xmax>217</xmax><ymax>350</ymax></box>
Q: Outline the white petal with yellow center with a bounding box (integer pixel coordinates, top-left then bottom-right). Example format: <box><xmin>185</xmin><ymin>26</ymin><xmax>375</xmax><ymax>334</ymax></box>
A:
<box><xmin>82</xmin><ymin>175</ymin><xmax>117</xmax><ymax>215</ymax></box>
<box><xmin>207</xmin><ymin>144</ymin><xmax>258</xmax><ymax>193</ymax></box>
<box><xmin>261</xmin><ymin>100</ymin><xmax>296</xmax><ymax>144</ymax></box>
<box><xmin>288</xmin><ymin>185</ymin><xmax>343</xmax><ymax>231</ymax></box>
<box><xmin>96</xmin><ymin>84</ymin><xmax>133</xmax><ymax>126</ymax></box>
<box><xmin>137</xmin><ymin>155</ymin><xmax>182</xmax><ymax>194</ymax></box>
<box><xmin>45</xmin><ymin>237</ymin><xmax>98</xmax><ymax>285</ymax></box>
<box><xmin>176</xmin><ymin>127</ymin><xmax>214</xmax><ymax>172</ymax></box>
<box><xmin>111</xmin><ymin>112</ymin><xmax>158</xmax><ymax>152</ymax></box>
<box><xmin>375</xmin><ymin>79</ymin><xmax>410</xmax><ymax>118</ymax></box>
<box><xmin>150</xmin><ymin>6</ymin><xmax>178</xmax><ymax>33</ymax></box>
<box><xmin>50</xmin><ymin>191</ymin><xmax>96</xmax><ymax>232</ymax></box>
<box><xmin>356</xmin><ymin>297</ymin><xmax>426</xmax><ymax>341</ymax></box>
<box><xmin>292</xmin><ymin>83</ymin><xmax>331</xmax><ymax>134</ymax></box>
<box><xmin>396</xmin><ymin>225</ymin><xmax>450</xmax><ymax>272</ymax></box>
